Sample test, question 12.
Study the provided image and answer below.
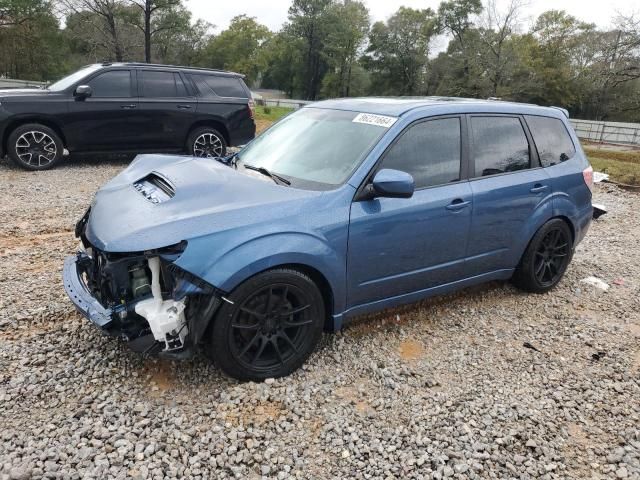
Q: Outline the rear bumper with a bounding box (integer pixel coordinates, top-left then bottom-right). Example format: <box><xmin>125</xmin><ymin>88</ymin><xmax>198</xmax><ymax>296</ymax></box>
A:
<box><xmin>574</xmin><ymin>203</ymin><xmax>593</xmax><ymax>246</ymax></box>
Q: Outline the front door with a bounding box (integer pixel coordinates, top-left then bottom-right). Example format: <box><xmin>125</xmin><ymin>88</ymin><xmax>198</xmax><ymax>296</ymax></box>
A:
<box><xmin>465</xmin><ymin>115</ymin><xmax>553</xmax><ymax>276</ymax></box>
<box><xmin>65</xmin><ymin>69</ymin><xmax>139</xmax><ymax>152</ymax></box>
<box><xmin>347</xmin><ymin>116</ymin><xmax>472</xmax><ymax>308</ymax></box>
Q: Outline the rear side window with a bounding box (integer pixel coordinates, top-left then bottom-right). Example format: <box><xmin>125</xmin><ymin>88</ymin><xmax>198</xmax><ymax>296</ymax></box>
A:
<box><xmin>380</xmin><ymin>117</ymin><xmax>461</xmax><ymax>189</ymax></box>
<box><xmin>140</xmin><ymin>70</ymin><xmax>188</xmax><ymax>97</ymax></box>
<box><xmin>525</xmin><ymin>115</ymin><xmax>576</xmax><ymax>167</ymax></box>
<box><xmin>471</xmin><ymin>117</ymin><xmax>530</xmax><ymax>177</ymax></box>
<box><xmin>191</xmin><ymin>74</ymin><xmax>248</xmax><ymax>98</ymax></box>
<box><xmin>87</xmin><ymin>70</ymin><xmax>131</xmax><ymax>97</ymax></box>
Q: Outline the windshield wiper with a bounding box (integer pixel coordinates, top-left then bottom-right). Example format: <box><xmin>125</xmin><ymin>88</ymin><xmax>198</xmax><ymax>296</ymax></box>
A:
<box><xmin>243</xmin><ymin>163</ymin><xmax>291</xmax><ymax>186</ymax></box>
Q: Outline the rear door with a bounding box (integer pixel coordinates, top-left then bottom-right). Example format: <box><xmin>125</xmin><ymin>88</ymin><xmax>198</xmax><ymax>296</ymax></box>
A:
<box><xmin>465</xmin><ymin>114</ymin><xmax>552</xmax><ymax>276</ymax></box>
<box><xmin>135</xmin><ymin>69</ymin><xmax>197</xmax><ymax>150</ymax></box>
<box><xmin>347</xmin><ymin>116</ymin><xmax>472</xmax><ymax>308</ymax></box>
<box><xmin>190</xmin><ymin>73</ymin><xmax>254</xmax><ymax>146</ymax></box>
<box><xmin>65</xmin><ymin>69</ymin><xmax>138</xmax><ymax>151</ymax></box>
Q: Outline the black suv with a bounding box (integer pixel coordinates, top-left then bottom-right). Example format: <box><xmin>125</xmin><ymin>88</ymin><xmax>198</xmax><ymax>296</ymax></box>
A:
<box><xmin>0</xmin><ymin>63</ymin><xmax>256</xmax><ymax>170</ymax></box>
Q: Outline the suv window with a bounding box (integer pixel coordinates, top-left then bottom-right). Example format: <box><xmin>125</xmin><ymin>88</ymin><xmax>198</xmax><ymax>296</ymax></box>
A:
<box><xmin>140</xmin><ymin>70</ymin><xmax>188</xmax><ymax>97</ymax></box>
<box><xmin>471</xmin><ymin>116</ymin><xmax>530</xmax><ymax>177</ymax></box>
<box><xmin>191</xmin><ymin>74</ymin><xmax>248</xmax><ymax>98</ymax></box>
<box><xmin>380</xmin><ymin>117</ymin><xmax>461</xmax><ymax>189</ymax></box>
<box><xmin>525</xmin><ymin>115</ymin><xmax>576</xmax><ymax>167</ymax></box>
<box><xmin>87</xmin><ymin>70</ymin><xmax>131</xmax><ymax>97</ymax></box>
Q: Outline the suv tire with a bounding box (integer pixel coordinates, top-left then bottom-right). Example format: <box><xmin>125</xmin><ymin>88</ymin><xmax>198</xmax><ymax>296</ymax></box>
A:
<box><xmin>206</xmin><ymin>269</ymin><xmax>325</xmax><ymax>381</ymax></box>
<box><xmin>512</xmin><ymin>218</ymin><xmax>574</xmax><ymax>293</ymax></box>
<box><xmin>187</xmin><ymin>127</ymin><xmax>227</xmax><ymax>158</ymax></box>
<box><xmin>8</xmin><ymin>123</ymin><xmax>64</xmax><ymax>171</ymax></box>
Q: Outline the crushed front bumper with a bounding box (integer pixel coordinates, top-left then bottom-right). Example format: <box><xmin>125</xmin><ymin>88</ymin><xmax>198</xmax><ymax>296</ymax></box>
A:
<box><xmin>62</xmin><ymin>252</ymin><xmax>156</xmax><ymax>352</ymax></box>
<box><xmin>63</xmin><ymin>253</ymin><xmax>113</xmax><ymax>329</ymax></box>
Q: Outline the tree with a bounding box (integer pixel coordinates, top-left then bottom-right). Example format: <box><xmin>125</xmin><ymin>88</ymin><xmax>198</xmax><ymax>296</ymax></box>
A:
<box><xmin>128</xmin><ymin>0</ymin><xmax>181</xmax><ymax>63</ymax></box>
<box><xmin>476</xmin><ymin>0</ymin><xmax>525</xmax><ymax>96</ymax></box>
<box><xmin>321</xmin><ymin>0</ymin><xmax>369</xmax><ymax>97</ymax></box>
<box><xmin>60</xmin><ymin>0</ymin><xmax>132</xmax><ymax>61</ymax></box>
<box><xmin>287</xmin><ymin>0</ymin><xmax>334</xmax><ymax>100</ymax></box>
<box><xmin>437</xmin><ymin>0</ymin><xmax>483</xmax><ymax>91</ymax></box>
<box><xmin>200</xmin><ymin>15</ymin><xmax>271</xmax><ymax>85</ymax></box>
<box><xmin>363</xmin><ymin>7</ymin><xmax>438</xmax><ymax>95</ymax></box>
<box><xmin>0</xmin><ymin>0</ymin><xmax>48</xmax><ymax>26</ymax></box>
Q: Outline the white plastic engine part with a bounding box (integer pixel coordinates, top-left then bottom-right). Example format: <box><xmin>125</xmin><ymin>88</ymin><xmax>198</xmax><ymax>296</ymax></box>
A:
<box><xmin>134</xmin><ymin>257</ymin><xmax>188</xmax><ymax>351</ymax></box>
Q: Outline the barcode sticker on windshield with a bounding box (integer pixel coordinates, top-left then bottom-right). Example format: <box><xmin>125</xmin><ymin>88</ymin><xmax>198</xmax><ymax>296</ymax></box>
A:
<box><xmin>352</xmin><ymin>113</ymin><xmax>398</xmax><ymax>128</ymax></box>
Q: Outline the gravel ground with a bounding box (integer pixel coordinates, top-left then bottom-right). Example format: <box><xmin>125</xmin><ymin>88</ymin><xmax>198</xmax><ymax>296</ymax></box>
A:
<box><xmin>0</xmin><ymin>154</ymin><xmax>639</xmax><ymax>480</ymax></box>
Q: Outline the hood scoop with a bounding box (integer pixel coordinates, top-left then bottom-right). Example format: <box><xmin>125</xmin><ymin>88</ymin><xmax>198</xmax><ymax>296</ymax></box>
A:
<box><xmin>133</xmin><ymin>172</ymin><xmax>175</xmax><ymax>204</ymax></box>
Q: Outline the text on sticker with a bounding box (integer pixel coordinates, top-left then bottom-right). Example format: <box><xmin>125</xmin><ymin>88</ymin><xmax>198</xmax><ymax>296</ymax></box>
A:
<box><xmin>352</xmin><ymin>113</ymin><xmax>398</xmax><ymax>128</ymax></box>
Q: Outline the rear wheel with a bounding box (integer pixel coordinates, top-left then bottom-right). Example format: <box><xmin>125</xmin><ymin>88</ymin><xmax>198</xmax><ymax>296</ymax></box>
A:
<box><xmin>206</xmin><ymin>269</ymin><xmax>324</xmax><ymax>381</ymax></box>
<box><xmin>187</xmin><ymin>127</ymin><xmax>227</xmax><ymax>158</ymax></box>
<box><xmin>512</xmin><ymin>219</ymin><xmax>573</xmax><ymax>293</ymax></box>
<box><xmin>7</xmin><ymin>123</ymin><xmax>63</xmax><ymax>170</ymax></box>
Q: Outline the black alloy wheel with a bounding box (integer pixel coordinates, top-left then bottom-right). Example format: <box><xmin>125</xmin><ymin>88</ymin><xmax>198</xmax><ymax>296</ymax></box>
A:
<box><xmin>533</xmin><ymin>228</ymin><xmax>570</xmax><ymax>287</ymax></box>
<box><xmin>512</xmin><ymin>218</ymin><xmax>573</xmax><ymax>293</ymax></box>
<box><xmin>207</xmin><ymin>269</ymin><xmax>324</xmax><ymax>381</ymax></box>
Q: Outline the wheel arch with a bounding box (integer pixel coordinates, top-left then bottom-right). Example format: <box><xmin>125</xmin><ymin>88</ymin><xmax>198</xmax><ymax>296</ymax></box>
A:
<box><xmin>3</xmin><ymin>117</ymin><xmax>67</xmax><ymax>154</ymax></box>
<box><xmin>187</xmin><ymin>119</ymin><xmax>230</xmax><ymax>146</ymax></box>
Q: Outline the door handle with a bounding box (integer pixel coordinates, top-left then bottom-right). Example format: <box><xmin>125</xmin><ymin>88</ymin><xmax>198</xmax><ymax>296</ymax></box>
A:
<box><xmin>530</xmin><ymin>184</ymin><xmax>549</xmax><ymax>194</ymax></box>
<box><xmin>446</xmin><ymin>199</ymin><xmax>471</xmax><ymax>211</ymax></box>
<box><xmin>120</xmin><ymin>104</ymin><xmax>137</xmax><ymax>109</ymax></box>
<box><xmin>177</xmin><ymin>104</ymin><xmax>192</xmax><ymax>109</ymax></box>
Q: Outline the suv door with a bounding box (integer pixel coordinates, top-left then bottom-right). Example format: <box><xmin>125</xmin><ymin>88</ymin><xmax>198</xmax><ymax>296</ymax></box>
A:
<box><xmin>65</xmin><ymin>69</ymin><xmax>138</xmax><ymax>152</ymax></box>
<box><xmin>465</xmin><ymin>115</ymin><xmax>553</xmax><ymax>276</ymax></box>
<box><xmin>135</xmin><ymin>69</ymin><xmax>197</xmax><ymax>150</ymax></box>
<box><xmin>347</xmin><ymin>116</ymin><xmax>472</xmax><ymax>308</ymax></box>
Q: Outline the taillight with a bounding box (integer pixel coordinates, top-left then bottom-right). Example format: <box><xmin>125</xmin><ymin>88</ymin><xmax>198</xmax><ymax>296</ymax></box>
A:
<box><xmin>583</xmin><ymin>165</ymin><xmax>594</xmax><ymax>192</ymax></box>
<box><xmin>248</xmin><ymin>99</ymin><xmax>255</xmax><ymax>119</ymax></box>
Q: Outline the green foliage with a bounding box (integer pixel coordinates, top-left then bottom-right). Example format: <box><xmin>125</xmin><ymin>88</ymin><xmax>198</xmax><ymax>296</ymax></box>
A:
<box><xmin>363</xmin><ymin>7</ymin><xmax>438</xmax><ymax>95</ymax></box>
<box><xmin>200</xmin><ymin>15</ymin><xmax>271</xmax><ymax>85</ymax></box>
<box><xmin>1</xmin><ymin>0</ymin><xmax>639</xmax><ymax>123</ymax></box>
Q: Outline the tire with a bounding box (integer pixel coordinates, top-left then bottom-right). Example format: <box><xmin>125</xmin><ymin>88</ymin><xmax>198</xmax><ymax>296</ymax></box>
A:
<box><xmin>206</xmin><ymin>269</ymin><xmax>325</xmax><ymax>381</ymax></box>
<box><xmin>7</xmin><ymin>123</ymin><xmax>64</xmax><ymax>171</ymax></box>
<box><xmin>186</xmin><ymin>127</ymin><xmax>227</xmax><ymax>158</ymax></box>
<box><xmin>512</xmin><ymin>219</ymin><xmax>574</xmax><ymax>293</ymax></box>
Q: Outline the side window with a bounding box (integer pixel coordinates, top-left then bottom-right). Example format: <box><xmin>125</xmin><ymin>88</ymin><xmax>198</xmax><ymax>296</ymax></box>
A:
<box><xmin>380</xmin><ymin>117</ymin><xmax>461</xmax><ymax>189</ymax></box>
<box><xmin>525</xmin><ymin>115</ymin><xmax>576</xmax><ymax>167</ymax></box>
<box><xmin>471</xmin><ymin>117</ymin><xmax>530</xmax><ymax>177</ymax></box>
<box><xmin>191</xmin><ymin>74</ymin><xmax>248</xmax><ymax>98</ymax></box>
<box><xmin>87</xmin><ymin>70</ymin><xmax>131</xmax><ymax>97</ymax></box>
<box><xmin>140</xmin><ymin>70</ymin><xmax>185</xmax><ymax>97</ymax></box>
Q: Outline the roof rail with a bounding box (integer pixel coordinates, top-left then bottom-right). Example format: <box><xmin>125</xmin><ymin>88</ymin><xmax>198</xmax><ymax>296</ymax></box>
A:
<box><xmin>550</xmin><ymin>106</ymin><xmax>569</xmax><ymax>118</ymax></box>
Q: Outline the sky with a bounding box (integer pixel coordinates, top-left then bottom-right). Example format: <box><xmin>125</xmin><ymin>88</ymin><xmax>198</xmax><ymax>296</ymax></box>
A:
<box><xmin>185</xmin><ymin>0</ymin><xmax>638</xmax><ymax>34</ymax></box>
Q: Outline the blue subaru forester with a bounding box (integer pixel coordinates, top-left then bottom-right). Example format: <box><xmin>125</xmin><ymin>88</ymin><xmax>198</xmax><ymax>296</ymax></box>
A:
<box><xmin>64</xmin><ymin>97</ymin><xmax>593</xmax><ymax>380</ymax></box>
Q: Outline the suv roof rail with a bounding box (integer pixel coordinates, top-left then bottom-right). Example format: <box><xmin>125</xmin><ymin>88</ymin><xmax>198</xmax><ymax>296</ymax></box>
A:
<box><xmin>105</xmin><ymin>62</ymin><xmax>244</xmax><ymax>77</ymax></box>
<box><xmin>550</xmin><ymin>106</ymin><xmax>569</xmax><ymax>118</ymax></box>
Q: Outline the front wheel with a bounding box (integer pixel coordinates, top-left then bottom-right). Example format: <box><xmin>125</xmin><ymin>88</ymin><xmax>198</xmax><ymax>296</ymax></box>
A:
<box><xmin>206</xmin><ymin>269</ymin><xmax>325</xmax><ymax>381</ymax></box>
<box><xmin>187</xmin><ymin>127</ymin><xmax>227</xmax><ymax>158</ymax></box>
<box><xmin>7</xmin><ymin>123</ymin><xmax>64</xmax><ymax>170</ymax></box>
<box><xmin>512</xmin><ymin>219</ymin><xmax>574</xmax><ymax>293</ymax></box>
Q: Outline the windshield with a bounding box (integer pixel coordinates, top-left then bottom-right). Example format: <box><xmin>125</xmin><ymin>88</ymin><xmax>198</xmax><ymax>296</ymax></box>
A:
<box><xmin>237</xmin><ymin>108</ymin><xmax>391</xmax><ymax>189</ymax></box>
<box><xmin>47</xmin><ymin>65</ymin><xmax>102</xmax><ymax>92</ymax></box>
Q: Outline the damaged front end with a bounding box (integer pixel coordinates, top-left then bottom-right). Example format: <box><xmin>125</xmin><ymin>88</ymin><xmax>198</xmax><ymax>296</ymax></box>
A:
<box><xmin>63</xmin><ymin>210</ymin><xmax>222</xmax><ymax>357</ymax></box>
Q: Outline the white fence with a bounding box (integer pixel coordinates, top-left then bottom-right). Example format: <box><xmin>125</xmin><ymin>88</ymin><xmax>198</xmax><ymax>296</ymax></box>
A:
<box><xmin>571</xmin><ymin>119</ymin><xmax>640</xmax><ymax>146</ymax></box>
<box><xmin>0</xmin><ymin>78</ymin><xmax>46</xmax><ymax>89</ymax></box>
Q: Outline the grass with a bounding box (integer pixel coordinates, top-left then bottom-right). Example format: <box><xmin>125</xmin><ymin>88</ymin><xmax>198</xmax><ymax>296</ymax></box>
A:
<box><xmin>584</xmin><ymin>146</ymin><xmax>640</xmax><ymax>186</ymax></box>
<box><xmin>254</xmin><ymin>105</ymin><xmax>294</xmax><ymax>123</ymax></box>
<box><xmin>253</xmin><ymin>105</ymin><xmax>293</xmax><ymax>135</ymax></box>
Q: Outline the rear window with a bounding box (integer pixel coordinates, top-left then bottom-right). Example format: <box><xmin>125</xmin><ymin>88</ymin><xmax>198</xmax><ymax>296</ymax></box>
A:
<box><xmin>525</xmin><ymin>115</ymin><xmax>576</xmax><ymax>167</ymax></box>
<box><xmin>191</xmin><ymin>74</ymin><xmax>248</xmax><ymax>98</ymax></box>
<box><xmin>471</xmin><ymin>116</ymin><xmax>530</xmax><ymax>177</ymax></box>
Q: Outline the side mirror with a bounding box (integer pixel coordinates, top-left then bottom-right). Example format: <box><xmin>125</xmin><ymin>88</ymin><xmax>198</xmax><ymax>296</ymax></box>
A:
<box><xmin>74</xmin><ymin>85</ymin><xmax>92</xmax><ymax>99</ymax></box>
<box><xmin>369</xmin><ymin>168</ymin><xmax>414</xmax><ymax>199</ymax></box>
